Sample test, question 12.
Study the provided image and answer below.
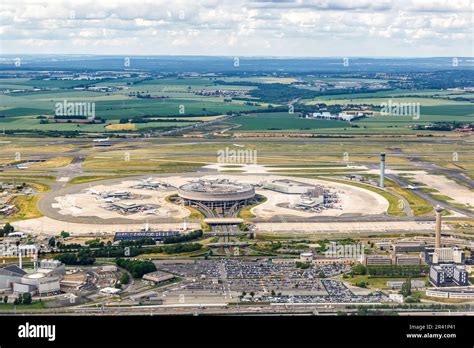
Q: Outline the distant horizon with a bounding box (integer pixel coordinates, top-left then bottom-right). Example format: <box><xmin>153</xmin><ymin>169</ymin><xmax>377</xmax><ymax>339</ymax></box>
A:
<box><xmin>1</xmin><ymin>54</ymin><xmax>474</xmax><ymax>59</ymax></box>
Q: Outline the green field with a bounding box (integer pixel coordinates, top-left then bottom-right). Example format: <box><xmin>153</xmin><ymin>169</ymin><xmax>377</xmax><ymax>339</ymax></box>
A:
<box><xmin>231</xmin><ymin>112</ymin><xmax>346</xmax><ymax>132</ymax></box>
<box><xmin>1</xmin><ymin>77</ymin><xmax>472</xmax><ymax>134</ymax></box>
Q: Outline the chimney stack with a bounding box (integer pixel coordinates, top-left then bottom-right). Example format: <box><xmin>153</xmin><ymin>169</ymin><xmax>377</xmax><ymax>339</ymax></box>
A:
<box><xmin>380</xmin><ymin>153</ymin><xmax>386</xmax><ymax>188</ymax></box>
<box><xmin>34</xmin><ymin>247</ymin><xmax>38</xmax><ymax>271</ymax></box>
<box><xmin>435</xmin><ymin>205</ymin><xmax>443</xmax><ymax>248</ymax></box>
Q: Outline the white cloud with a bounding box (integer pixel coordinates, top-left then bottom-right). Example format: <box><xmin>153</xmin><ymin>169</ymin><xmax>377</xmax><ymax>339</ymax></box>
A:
<box><xmin>0</xmin><ymin>0</ymin><xmax>471</xmax><ymax>56</ymax></box>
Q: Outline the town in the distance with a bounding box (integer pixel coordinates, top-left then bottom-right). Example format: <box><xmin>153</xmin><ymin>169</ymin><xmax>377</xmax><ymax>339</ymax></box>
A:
<box><xmin>0</xmin><ymin>55</ymin><xmax>473</xmax><ymax>316</ymax></box>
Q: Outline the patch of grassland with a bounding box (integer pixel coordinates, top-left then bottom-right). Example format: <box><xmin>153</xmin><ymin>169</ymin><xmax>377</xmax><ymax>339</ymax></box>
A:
<box><xmin>27</xmin><ymin>182</ymin><xmax>50</xmax><ymax>193</ymax></box>
<box><xmin>7</xmin><ymin>181</ymin><xmax>51</xmax><ymax>220</ymax></box>
<box><xmin>384</xmin><ymin>179</ymin><xmax>433</xmax><ymax>216</ymax></box>
<box><xmin>347</xmin><ymin>275</ymin><xmax>427</xmax><ymax>290</ymax></box>
<box><xmin>268</xmin><ymin>169</ymin><xmax>366</xmax><ymax>174</ymax></box>
<box><xmin>239</xmin><ymin>195</ymin><xmax>268</xmax><ymax>219</ymax></box>
<box><xmin>0</xmin><ymin>301</ymin><xmax>47</xmax><ymax>310</ymax></box>
<box><xmin>165</xmin><ymin>194</ymin><xmax>204</xmax><ymax>220</ymax></box>
<box><xmin>31</xmin><ymin>157</ymin><xmax>73</xmax><ymax>168</ymax></box>
<box><xmin>431</xmin><ymin>194</ymin><xmax>473</xmax><ymax>211</ymax></box>
<box><xmin>8</xmin><ymin>196</ymin><xmax>42</xmax><ymax>220</ymax></box>
<box><xmin>0</xmin><ymin>174</ymin><xmax>56</xmax><ymax>182</ymax></box>
<box><xmin>69</xmin><ymin>175</ymin><xmax>125</xmax><ymax>184</ymax></box>
<box><xmin>83</xmin><ymin>169</ymin><xmax>195</xmax><ymax>175</ymax></box>
<box><xmin>82</xmin><ymin>158</ymin><xmax>203</xmax><ymax>170</ymax></box>
<box><xmin>105</xmin><ymin>123</ymin><xmax>137</xmax><ymax>131</ymax></box>
<box><xmin>136</xmin><ymin>248</ymin><xmax>208</xmax><ymax>259</ymax></box>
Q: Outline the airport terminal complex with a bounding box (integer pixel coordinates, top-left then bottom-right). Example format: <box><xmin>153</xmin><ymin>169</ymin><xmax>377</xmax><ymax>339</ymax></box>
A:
<box><xmin>0</xmin><ymin>57</ymin><xmax>472</xmax><ymax>317</ymax></box>
<box><xmin>0</xmin><ymin>149</ymin><xmax>473</xmax><ymax>315</ymax></box>
<box><xmin>178</xmin><ymin>179</ymin><xmax>256</xmax><ymax>210</ymax></box>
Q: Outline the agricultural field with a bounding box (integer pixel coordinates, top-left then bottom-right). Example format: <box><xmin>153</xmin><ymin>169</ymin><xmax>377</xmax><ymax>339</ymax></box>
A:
<box><xmin>1</xmin><ymin>74</ymin><xmax>472</xmax><ymax>135</ymax></box>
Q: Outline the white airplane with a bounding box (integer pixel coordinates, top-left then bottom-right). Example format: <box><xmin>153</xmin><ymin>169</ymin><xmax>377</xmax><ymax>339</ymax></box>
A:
<box><xmin>16</xmin><ymin>164</ymin><xmax>28</xmax><ymax>170</ymax></box>
<box><xmin>87</xmin><ymin>187</ymin><xmax>100</xmax><ymax>195</ymax></box>
<box><xmin>93</xmin><ymin>137</ymin><xmax>110</xmax><ymax>142</ymax></box>
<box><xmin>405</xmin><ymin>185</ymin><xmax>422</xmax><ymax>190</ymax></box>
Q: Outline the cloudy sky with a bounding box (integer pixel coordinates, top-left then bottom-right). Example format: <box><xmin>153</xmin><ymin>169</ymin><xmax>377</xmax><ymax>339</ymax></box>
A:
<box><xmin>1</xmin><ymin>0</ymin><xmax>472</xmax><ymax>57</ymax></box>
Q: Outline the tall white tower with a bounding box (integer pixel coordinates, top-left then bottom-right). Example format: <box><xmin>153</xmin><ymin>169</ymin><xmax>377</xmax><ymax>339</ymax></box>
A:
<box><xmin>18</xmin><ymin>250</ymin><xmax>23</xmax><ymax>269</ymax></box>
<box><xmin>380</xmin><ymin>152</ymin><xmax>386</xmax><ymax>188</ymax></box>
<box><xmin>435</xmin><ymin>205</ymin><xmax>443</xmax><ymax>248</ymax></box>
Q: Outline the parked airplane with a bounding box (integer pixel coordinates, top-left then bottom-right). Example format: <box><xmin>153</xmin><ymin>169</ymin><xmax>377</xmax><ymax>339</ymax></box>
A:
<box><xmin>93</xmin><ymin>137</ymin><xmax>110</xmax><ymax>142</ymax></box>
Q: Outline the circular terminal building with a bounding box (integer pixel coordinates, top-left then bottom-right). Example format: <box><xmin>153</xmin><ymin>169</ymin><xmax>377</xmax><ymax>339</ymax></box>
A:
<box><xmin>178</xmin><ymin>179</ymin><xmax>255</xmax><ymax>209</ymax></box>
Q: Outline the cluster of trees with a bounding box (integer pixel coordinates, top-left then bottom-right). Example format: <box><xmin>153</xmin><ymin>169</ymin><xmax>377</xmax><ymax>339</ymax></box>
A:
<box><xmin>367</xmin><ymin>265</ymin><xmax>428</xmax><ymax>278</ymax></box>
<box><xmin>119</xmin><ymin>238</ymin><xmax>155</xmax><ymax>247</ymax></box>
<box><xmin>13</xmin><ymin>293</ymin><xmax>32</xmax><ymax>305</ymax></box>
<box><xmin>405</xmin><ymin>70</ymin><xmax>474</xmax><ymax>90</ymax></box>
<box><xmin>163</xmin><ymin>230</ymin><xmax>203</xmax><ymax>244</ymax></box>
<box><xmin>400</xmin><ymin>279</ymin><xmax>412</xmax><ymax>297</ymax></box>
<box><xmin>127</xmin><ymin>117</ymin><xmax>193</xmax><ymax>124</ymax></box>
<box><xmin>355</xmin><ymin>281</ymin><xmax>368</xmax><ymax>288</ymax></box>
<box><xmin>2</xmin><ymin>129</ymin><xmax>83</xmax><ymax>138</ymax></box>
<box><xmin>55</xmin><ymin>250</ymin><xmax>96</xmax><ymax>265</ymax></box>
<box><xmin>0</xmin><ymin>223</ymin><xmax>14</xmax><ymax>237</ymax></box>
<box><xmin>295</xmin><ymin>261</ymin><xmax>311</xmax><ymax>269</ymax></box>
<box><xmin>399</xmin><ymin>279</ymin><xmax>421</xmax><ymax>303</ymax></box>
<box><xmin>120</xmin><ymin>273</ymin><xmax>130</xmax><ymax>285</ymax></box>
<box><xmin>57</xmin><ymin>240</ymin><xmax>203</xmax><ymax>259</ymax></box>
<box><xmin>249</xmin><ymin>84</ymin><xmax>320</xmax><ymax>103</ymax></box>
<box><xmin>414</xmin><ymin>121</ymin><xmax>473</xmax><ymax>132</ymax></box>
<box><xmin>53</xmin><ymin>115</ymin><xmax>105</xmax><ymax>123</ymax></box>
<box><xmin>159</xmin><ymin>243</ymin><xmax>202</xmax><ymax>254</ymax></box>
<box><xmin>115</xmin><ymin>258</ymin><xmax>156</xmax><ymax>278</ymax></box>
<box><xmin>350</xmin><ymin>264</ymin><xmax>367</xmax><ymax>276</ymax></box>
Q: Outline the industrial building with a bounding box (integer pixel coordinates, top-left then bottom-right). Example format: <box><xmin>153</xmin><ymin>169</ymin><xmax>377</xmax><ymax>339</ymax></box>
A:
<box><xmin>294</xmin><ymin>198</ymin><xmax>324</xmax><ymax>211</ymax></box>
<box><xmin>111</xmin><ymin>201</ymin><xmax>144</xmax><ymax>214</ymax></box>
<box><xmin>263</xmin><ymin>179</ymin><xmax>322</xmax><ymax>195</ymax></box>
<box><xmin>426</xmin><ymin>287</ymin><xmax>474</xmax><ymax>300</ymax></box>
<box><xmin>429</xmin><ymin>264</ymin><xmax>468</xmax><ymax>287</ymax></box>
<box><xmin>393</xmin><ymin>254</ymin><xmax>422</xmax><ymax>265</ymax></box>
<box><xmin>299</xmin><ymin>252</ymin><xmax>313</xmax><ymax>263</ymax></box>
<box><xmin>142</xmin><ymin>271</ymin><xmax>175</xmax><ymax>284</ymax></box>
<box><xmin>387</xmin><ymin>280</ymin><xmax>425</xmax><ymax>290</ymax></box>
<box><xmin>364</xmin><ymin>255</ymin><xmax>392</xmax><ymax>266</ymax></box>
<box><xmin>392</xmin><ymin>241</ymin><xmax>426</xmax><ymax>253</ymax></box>
<box><xmin>432</xmin><ymin>248</ymin><xmax>464</xmax><ymax>264</ymax></box>
<box><xmin>307</xmin><ymin>111</ymin><xmax>365</xmax><ymax>122</ymax></box>
<box><xmin>100</xmin><ymin>190</ymin><xmax>132</xmax><ymax>200</ymax></box>
<box><xmin>0</xmin><ymin>260</ymin><xmax>63</xmax><ymax>296</ymax></box>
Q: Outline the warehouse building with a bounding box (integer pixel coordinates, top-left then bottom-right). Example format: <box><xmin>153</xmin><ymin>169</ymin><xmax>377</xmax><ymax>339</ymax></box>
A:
<box><xmin>392</xmin><ymin>241</ymin><xmax>426</xmax><ymax>253</ymax></box>
<box><xmin>364</xmin><ymin>255</ymin><xmax>392</xmax><ymax>266</ymax></box>
<box><xmin>0</xmin><ymin>264</ymin><xmax>62</xmax><ymax>295</ymax></box>
<box><xmin>263</xmin><ymin>179</ymin><xmax>322</xmax><ymax>195</ymax></box>
<box><xmin>393</xmin><ymin>254</ymin><xmax>422</xmax><ymax>265</ymax></box>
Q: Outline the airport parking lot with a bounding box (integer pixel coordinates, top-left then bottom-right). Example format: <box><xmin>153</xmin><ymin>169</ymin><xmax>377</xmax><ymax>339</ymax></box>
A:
<box><xmin>152</xmin><ymin>259</ymin><xmax>386</xmax><ymax>304</ymax></box>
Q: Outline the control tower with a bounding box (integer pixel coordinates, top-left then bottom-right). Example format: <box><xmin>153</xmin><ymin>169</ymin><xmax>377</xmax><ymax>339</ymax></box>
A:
<box><xmin>380</xmin><ymin>153</ymin><xmax>386</xmax><ymax>188</ymax></box>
